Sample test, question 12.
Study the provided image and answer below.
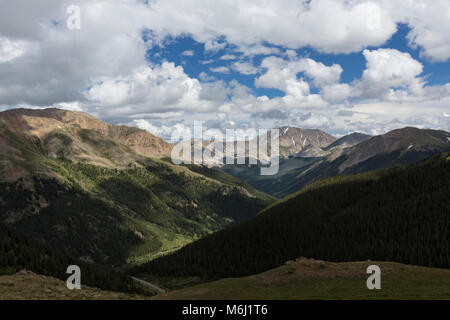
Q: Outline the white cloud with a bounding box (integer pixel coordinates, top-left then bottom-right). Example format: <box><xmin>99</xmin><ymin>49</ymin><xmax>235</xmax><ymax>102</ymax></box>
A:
<box><xmin>387</xmin><ymin>0</ymin><xmax>450</xmax><ymax>62</ymax></box>
<box><xmin>0</xmin><ymin>37</ymin><xmax>30</xmax><ymax>62</ymax></box>
<box><xmin>134</xmin><ymin>119</ymin><xmax>192</xmax><ymax>140</ymax></box>
<box><xmin>0</xmin><ymin>0</ymin><xmax>151</xmax><ymax>106</ymax></box>
<box><xmin>363</xmin><ymin>49</ymin><xmax>422</xmax><ymax>89</ymax></box>
<box><xmin>257</xmin><ymin>56</ymin><xmax>343</xmax><ymax>90</ymax></box>
<box><xmin>236</xmin><ymin>45</ymin><xmax>282</xmax><ymax>56</ymax></box>
<box><xmin>199</xmin><ymin>59</ymin><xmax>214</xmax><ymax>65</ymax></box>
<box><xmin>296</xmin><ymin>58</ymin><xmax>343</xmax><ymax>88</ymax></box>
<box><xmin>232</xmin><ymin>61</ymin><xmax>260</xmax><ymax>75</ymax></box>
<box><xmin>209</xmin><ymin>66</ymin><xmax>230</xmax><ymax>73</ymax></box>
<box><xmin>182</xmin><ymin>50</ymin><xmax>194</xmax><ymax>56</ymax></box>
<box><xmin>220</xmin><ymin>54</ymin><xmax>236</xmax><ymax>60</ymax></box>
<box><xmin>316</xmin><ymin>48</ymin><xmax>436</xmax><ymax>104</ymax></box>
<box><xmin>204</xmin><ymin>40</ymin><xmax>227</xmax><ymax>52</ymax></box>
<box><xmin>254</xmin><ymin>55</ymin><xmax>341</xmax><ymax>107</ymax></box>
<box><xmin>144</xmin><ymin>0</ymin><xmax>397</xmax><ymax>54</ymax></box>
<box><xmin>198</xmin><ymin>71</ymin><xmax>215</xmax><ymax>81</ymax></box>
<box><xmin>298</xmin><ymin>113</ymin><xmax>334</xmax><ymax>128</ymax></box>
<box><xmin>355</xmin><ymin>48</ymin><xmax>425</xmax><ymax>100</ymax></box>
<box><xmin>321</xmin><ymin>83</ymin><xmax>352</xmax><ymax>102</ymax></box>
<box><xmin>86</xmin><ymin>80</ymin><xmax>132</xmax><ymax>106</ymax></box>
<box><xmin>84</xmin><ymin>62</ymin><xmax>222</xmax><ymax>117</ymax></box>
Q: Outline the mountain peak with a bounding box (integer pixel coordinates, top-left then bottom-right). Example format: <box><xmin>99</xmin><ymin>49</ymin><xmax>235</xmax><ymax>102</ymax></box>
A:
<box><xmin>278</xmin><ymin>126</ymin><xmax>336</xmax><ymax>158</ymax></box>
<box><xmin>324</xmin><ymin>132</ymin><xmax>372</xmax><ymax>151</ymax></box>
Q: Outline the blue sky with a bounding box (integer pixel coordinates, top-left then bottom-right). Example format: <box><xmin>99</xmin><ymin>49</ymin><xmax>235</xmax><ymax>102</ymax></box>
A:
<box><xmin>147</xmin><ymin>23</ymin><xmax>450</xmax><ymax>96</ymax></box>
<box><xmin>1</xmin><ymin>0</ymin><xmax>450</xmax><ymax>138</ymax></box>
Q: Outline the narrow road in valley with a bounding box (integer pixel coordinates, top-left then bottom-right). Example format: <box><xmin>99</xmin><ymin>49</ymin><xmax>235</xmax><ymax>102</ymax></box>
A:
<box><xmin>130</xmin><ymin>276</ymin><xmax>167</xmax><ymax>294</ymax></box>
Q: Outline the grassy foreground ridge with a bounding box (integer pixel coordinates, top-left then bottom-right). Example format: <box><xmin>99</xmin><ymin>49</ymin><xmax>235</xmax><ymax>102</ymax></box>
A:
<box><xmin>153</xmin><ymin>259</ymin><xmax>450</xmax><ymax>300</ymax></box>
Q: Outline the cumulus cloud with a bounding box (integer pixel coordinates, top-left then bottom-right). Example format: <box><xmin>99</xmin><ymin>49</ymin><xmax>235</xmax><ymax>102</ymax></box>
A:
<box><xmin>357</xmin><ymin>48</ymin><xmax>424</xmax><ymax>99</ymax></box>
<box><xmin>254</xmin><ymin>55</ymin><xmax>341</xmax><ymax>107</ymax></box>
<box><xmin>182</xmin><ymin>50</ymin><xmax>194</xmax><ymax>56</ymax></box>
<box><xmin>144</xmin><ymin>0</ymin><xmax>397</xmax><ymax>54</ymax></box>
<box><xmin>198</xmin><ymin>72</ymin><xmax>215</xmax><ymax>82</ymax></box>
<box><xmin>297</xmin><ymin>59</ymin><xmax>343</xmax><ymax>88</ymax></box>
<box><xmin>85</xmin><ymin>62</ymin><xmax>222</xmax><ymax>117</ymax></box>
<box><xmin>220</xmin><ymin>54</ymin><xmax>236</xmax><ymax>60</ymax></box>
<box><xmin>0</xmin><ymin>37</ymin><xmax>29</xmax><ymax>62</ymax></box>
<box><xmin>209</xmin><ymin>66</ymin><xmax>230</xmax><ymax>74</ymax></box>
<box><xmin>134</xmin><ymin>119</ymin><xmax>192</xmax><ymax>141</ymax></box>
<box><xmin>232</xmin><ymin>61</ymin><xmax>260</xmax><ymax>75</ymax></box>
<box><xmin>318</xmin><ymin>48</ymin><xmax>439</xmax><ymax>103</ymax></box>
<box><xmin>321</xmin><ymin>83</ymin><xmax>352</xmax><ymax>102</ymax></box>
<box><xmin>0</xmin><ymin>0</ymin><xmax>150</xmax><ymax>106</ymax></box>
<box><xmin>256</xmin><ymin>56</ymin><xmax>343</xmax><ymax>91</ymax></box>
<box><xmin>199</xmin><ymin>59</ymin><xmax>214</xmax><ymax>65</ymax></box>
<box><xmin>204</xmin><ymin>40</ymin><xmax>227</xmax><ymax>52</ymax></box>
<box><xmin>386</xmin><ymin>0</ymin><xmax>450</xmax><ymax>62</ymax></box>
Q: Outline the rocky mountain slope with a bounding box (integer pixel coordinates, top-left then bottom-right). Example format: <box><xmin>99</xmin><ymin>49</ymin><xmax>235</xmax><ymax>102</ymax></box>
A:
<box><xmin>337</xmin><ymin>127</ymin><xmax>450</xmax><ymax>173</ymax></box>
<box><xmin>0</xmin><ymin>108</ymin><xmax>172</xmax><ymax>171</ymax></box>
<box><xmin>278</xmin><ymin>126</ymin><xmax>336</xmax><ymax>158</ymax></box>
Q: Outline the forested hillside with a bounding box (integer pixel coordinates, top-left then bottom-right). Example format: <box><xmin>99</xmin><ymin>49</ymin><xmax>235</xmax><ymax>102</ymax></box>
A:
<box><xmin>0</xmin><ymin>221</ymin><xmax>150</xmax><ymax>295</ymax></box>
<box><xmin>138</xmin><ymin>153</ymin><xmax>450</xmax><ymax>279</ymax></box>
<box><xmin>0</xmin><ymin>160</ymin><xmax>271</xmax><ymax>265</ymax></box>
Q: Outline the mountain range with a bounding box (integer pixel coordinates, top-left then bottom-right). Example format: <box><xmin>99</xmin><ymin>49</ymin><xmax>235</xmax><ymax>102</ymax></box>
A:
<box><xmin>220</xmin><ymin>126</ymin><xmax>450</xmax><ymax>197</ymax></box>
<box><xmin>0</xmin><ymin>108</ymin><xmax>272</xmax><ymax>265</ymax></box>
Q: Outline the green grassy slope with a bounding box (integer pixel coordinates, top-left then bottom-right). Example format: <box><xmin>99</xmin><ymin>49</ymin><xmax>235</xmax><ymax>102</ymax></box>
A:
<box><xmin>154</xmin><ymin>259</ymin><xmax>450</xmax><ymax>300</ymax></box>
<box><xmin>138</xmin><ymin>152</ymin><xmax>450</xmax><ymax>279</ymax></box>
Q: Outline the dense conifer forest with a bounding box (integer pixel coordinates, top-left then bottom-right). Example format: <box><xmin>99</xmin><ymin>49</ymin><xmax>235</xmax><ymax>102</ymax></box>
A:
<box><xmin>0</xmin><ymin>160</ymin><xmax>271</xmax><ymax>265</ymax></box>
<box><xmin>0</xmin><ymin>221</ymin><xmax>151</xmax><ymax>295</ymax></box>
<box><xmin>136</xmin><ymin>153</ymin><xmax>450</xmax><ymax>279</ymax></box>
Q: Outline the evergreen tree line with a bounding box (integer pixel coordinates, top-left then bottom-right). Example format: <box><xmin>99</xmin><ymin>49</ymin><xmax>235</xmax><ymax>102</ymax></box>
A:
<box><xmin>0</xmin><ymin>177</ymin><xmax>142</xmax><ymax>265</ymax></box>
<box><xmin>0</xmin><ymin>221</ymin><xmax>152</xmax><ymax>295</ymax></box>
<box><xmin>136</xmin><ymin>153</ymin><xmax>450</xmax><ymax>279</ymax></box>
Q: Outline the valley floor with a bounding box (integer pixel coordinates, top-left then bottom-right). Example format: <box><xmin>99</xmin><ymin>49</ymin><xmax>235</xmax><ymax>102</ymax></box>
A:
<box><xmin>152</xmin><ymin>259</ymin><xmax>450</xmax><ymax>300</ymax></box>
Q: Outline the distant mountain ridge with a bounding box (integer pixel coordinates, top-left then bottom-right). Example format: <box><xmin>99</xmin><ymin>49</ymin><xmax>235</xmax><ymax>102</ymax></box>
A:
<box><xmin>324</xmin><ymin>132</ymin><xmax>372</xmax><ymax>151</ymax></box>
<box><xmin>220</xmin><ymin>127</ymin><xmax>450</xmax><ymax>198</ymax></box>
<box><xmin>338</xmin><ymin>127</ymin><xmax>450</xmax><ymax>173</ymax></box>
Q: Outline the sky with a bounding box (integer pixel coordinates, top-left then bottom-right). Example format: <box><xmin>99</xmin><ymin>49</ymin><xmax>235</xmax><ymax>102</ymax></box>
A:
<box><xmin>1</xmin><ymin>0</ymin><xmax>450</xmax><ymax>140</ymax></box>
